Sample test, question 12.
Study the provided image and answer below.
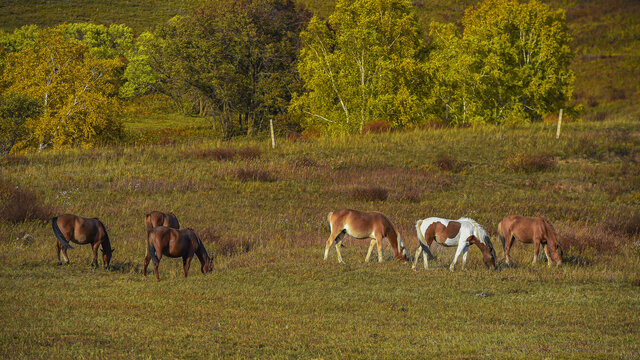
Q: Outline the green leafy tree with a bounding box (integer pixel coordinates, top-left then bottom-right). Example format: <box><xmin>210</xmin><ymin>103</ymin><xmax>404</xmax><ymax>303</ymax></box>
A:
<box><xmin>61</xmin><ymin>23</ymin><xmax>133</xmax><ymax>60</ymax></box>
<box><xmin>0</xmin><ymin>92</ymin><xmax>43</xmax><ymax>154</ymax></box>
<box><xmin>292</xmin><ymin>0</ymin><xmax>426</xmax><ymax>134</ymax></box>
<box><xmin>147</xmin><ymin>0</ymin><xmax>311</xmax><ymax>136</ymax></box>
<box><xmin>119</xmin><ymin>31</ymin><xmax>161</xmax><ymax>100</ymax></box>
<box><xmin>428</xmin><ymin>0</ymin><xmax>574</xmax><ymax>125</ymax></box>
<box><xmin>3</xmin><ymin>29</ymin><xmax>123</xmax><ymax>150</ymax></box>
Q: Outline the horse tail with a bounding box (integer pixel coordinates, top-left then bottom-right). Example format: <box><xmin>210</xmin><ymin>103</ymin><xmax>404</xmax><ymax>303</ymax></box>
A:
<box><xmin>416</xmin><ymin>219</ymin><xmax>436</xmax><ymax>260</ymax></box>
<box><xmin>51</xmin><ymin>217</ymin><xmax>73</xmax><ymax>249</ymax></box>
<box><xmin>498</xmin><ymin>221</ymin><xmax>506</xmax><ymax>250</ymax></box>
<box><xmin>148</xmin><ymin>238</ymin><xmax>160</xmax><ymax>265</ymax></box>
<box><xmin>327</xmin><ymin>211</ymin><xmax>334</xmax><ymax>232</ymax></box>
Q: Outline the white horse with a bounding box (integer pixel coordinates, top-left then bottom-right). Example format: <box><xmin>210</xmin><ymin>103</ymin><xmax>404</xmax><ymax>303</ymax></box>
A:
<box><xmin>413</xmin><ymin>217</ymin><xmax>496</xmax><ymax>271</ymax></box>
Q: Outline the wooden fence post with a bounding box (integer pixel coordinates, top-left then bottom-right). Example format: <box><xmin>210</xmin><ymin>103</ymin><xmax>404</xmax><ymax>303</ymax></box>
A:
<box><xmin>555</xmin><ymin>109</ymin><xmax>563</xmax><ymax>139</ymax></box>
<box><xmin>269</xmin><ymin>119</ymin><xmax>275</xmax><ymax>149</ymax></box>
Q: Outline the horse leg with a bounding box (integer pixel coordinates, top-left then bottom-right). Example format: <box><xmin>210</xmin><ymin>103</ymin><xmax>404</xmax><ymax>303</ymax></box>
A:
<box><xmin>183</xmin><ymin>256</ymin><xmax>193</xmax><ymax>278</ymax></box>
<box><xmin>376</xmin><ymin>235</ymin><xmax>384</xmax><ymax>263</ymax></box>
<box><xmin>543</xmin><ymin>244</ymin><xmax>552</xmax><ymax>267</ymax></box>
<box><xmin>411</xmin><ymin>246</ymin><xmax>422</xmax><ymax>270</ymax></box>
<box><xmin>504</xmin><ymin>235</ymin><xmax>515</xmax><ymax>265</ymax></box>
<box><xmin>56</xmin><ymin>241</ymin><xmax>62</xmax><ymax>265</ymax></box>
<box><xmin>532</xmin><ymin>239</ymin><xmax>541</xmax><ymax>265</ymax></box>
<box><xmin>461</xmin><ymin>244</ymin><xmax>470</xmax><ymax>270</ymax></box>
<box><xmin>365</xmin><ymin>239</ymin><xmax>377</xmax><ymax>262</ymax></box>
<box><xmin>91</xmin><ymin>243</ymin><xmax>100</xmax><ymax>268</ymax></box>
<box><xmin>324</xmin><ymin>230</ymin><xmax>344</xmax><ymax>262</ymax></box>
<box><xmin>334</xmin><ymin>233</ymin><xmax>346</xmax><ymax>264</ymax></box>
<box><xmin>143</xmin><ymin>253</ymin><xmax>150</xmax><ymax>277</ymax></box>
<box><xmin>450</xmin><ymin>242</ymin><xmax>466</xmax><ymax>271</ymax></box>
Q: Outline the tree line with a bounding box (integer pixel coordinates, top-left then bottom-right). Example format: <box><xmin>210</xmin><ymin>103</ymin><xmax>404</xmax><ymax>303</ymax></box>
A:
<box><xmin>0</xmin><ymin>0</ymin><xmax>574</xmax><ymax>152</ymax></box>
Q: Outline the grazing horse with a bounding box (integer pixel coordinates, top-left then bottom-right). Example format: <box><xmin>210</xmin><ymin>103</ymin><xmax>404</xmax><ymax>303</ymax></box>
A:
<box><xmin>413</xmin><ymin>217</ymin><xmax>496</xmax><ymax>271</ymax></box>
<box><xmin>498</xmin><ymin>215</ymin><xmax>563</xmax><ymax>266</ymax></box>
<box><xmin>51</xmin><ymin>214</ymin><xmax>114</xmax><ymax>268</ymax></box>
<box><xmin>144</xmin><ymin>226</ymin><xmax>213</xmax><ymax>281</ymax></box>
<box><xmin>144</xmin><ymin>211</ymin><xmax>180</xmax><ymax>233</ymax></box>
<box><xmin>324</xmin><ymin>209</ymin><xmax>408</xmax><ymax>264</ymax></box>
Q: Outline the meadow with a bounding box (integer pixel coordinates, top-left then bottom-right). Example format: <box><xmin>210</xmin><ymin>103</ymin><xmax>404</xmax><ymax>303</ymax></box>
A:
<box><xmin>1</xmin><ymin>116</ymin><xmax>639</xmax><ymax>358</ymax></box>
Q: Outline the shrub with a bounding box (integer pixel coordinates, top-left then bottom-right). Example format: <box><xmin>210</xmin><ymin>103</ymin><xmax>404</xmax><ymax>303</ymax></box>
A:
<box><xmin>0</xmin><ymin>179</ymin><xmax>56</xmax><ymax>223</ymax></box>
<box><xmin>434</xmin><ymin>153</ymin><xmax>460</xmax><ymax>172</ymax></box>
<box><xmin>192</xmin><ymin>147</ymin><xmax>261</xmax><ymax>161</ymax></box>
<box><xmin>362</xmin><ymin>120</ymin><xmax>391</xmax><ymax>134</ymax></box>
<box><xmin>235</xmin><ymin>168</ymin><xmax>275</xmax><ymax>182</ymax></box>
<box><xmin>507</xmin><ymin>153</ymin><xmax>556</xmax><ymax>172</ymax></box>
<box><xmin>293</xmin><ymin>156</ymin><xmax>319</xmax><ymax>168</ymax></box>
<box><xmin>349</xmin><ymin>186</ymin><xmax>388</xmax><ymax>202</ymax></box>
<box><xmin>200</xmin><ymin>228</ymin><xmax>255</xmax><ymax>257</ymax></box>
<box><xmin>605</xmin><ymin>212</ymin><xmax>640</xmax><ymax>237</ymax></box>
<box><xmin>560</xmin><ymin>227</ymin><xmax>624</xmax><ymax>255</ymax></box>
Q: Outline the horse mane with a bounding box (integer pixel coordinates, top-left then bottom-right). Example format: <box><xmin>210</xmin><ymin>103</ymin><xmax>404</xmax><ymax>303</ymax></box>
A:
<box><xmin>96</xmin><ymin>219</ymin><xmax>113</xmax><ymax>253</ymax></box>
<box><xmin>458</xmin><ymin>217</ymin><xmax>497</xmax><ymax>259</ymax></box>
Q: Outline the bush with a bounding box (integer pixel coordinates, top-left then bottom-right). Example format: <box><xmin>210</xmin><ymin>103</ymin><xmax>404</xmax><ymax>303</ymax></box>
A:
<box><xmin>349</xmin><ymin>186</ymin><xmax>388</xmax><ymax>202</ymax></box>
<box><xmin>235</xmin><ymin>168</ymin><xmax>275</xmax><ymax>182</ymax></box>
<box><xmin>507</xmin><ymin>153</ymin><xmax>556</xmax><ymax>172</ymax></box>
<box><xmin>200</xmin><ymin>228</ymin><xmax>255</xmax><ymax>257</ymax></box>
<box><xmin>192</xmin><ymin>147</ymin><xmax>261</xmax><ymax>161</ymax></box>
<box><xmin>0</xmin><ymin>179</ymin><xmax>56</xmax><ymax>223</ymax></box>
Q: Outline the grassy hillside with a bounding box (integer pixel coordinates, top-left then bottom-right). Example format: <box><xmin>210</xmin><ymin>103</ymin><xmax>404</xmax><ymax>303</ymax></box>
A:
<box><xmin>1</xmin><ymin>0</ymin><xmax>639</xmax><ymax>121</ymax></box>
<box><xmin>1</xmin><ymin>119</ymin><xmax>639</xmax><ymax>357</ymax></box>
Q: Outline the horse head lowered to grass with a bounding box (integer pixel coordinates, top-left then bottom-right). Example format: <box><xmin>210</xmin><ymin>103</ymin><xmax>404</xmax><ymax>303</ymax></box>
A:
<box><xmin>144</xmin><ymin>226</ymin><xmax>213</xmax><ymax>281</ymax></box>
<box><xmin>413</xmin><ymin>217</ymin><xmax>496</xmax><ymax>271</ymax></box>
<box><xmin>51</xmin><ymin>214</ymin><xmax>114</xmax><ymax>268</ymax></box>
<box><xmin>323</xmin><ymin>209</ymin><xmax>408</xmax><ymax>264</ymax></box>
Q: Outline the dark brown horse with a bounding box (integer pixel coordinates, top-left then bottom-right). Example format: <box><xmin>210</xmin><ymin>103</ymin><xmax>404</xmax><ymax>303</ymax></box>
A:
<box><xmin>144</xmin><ymin>226</ymin><xmax>213</xmax><ymax>281</ymax></box>
<box><xmin>498</xmin><ymin>215</ymin><xmax>563</xmax><ymax>266</ymax></box>
<box><xmin>145</xmin><ymin>211</ymin><xmax>180</xmax><ymax>233</ymax></box>
<box><xmin>51</xmin><ymin>214</ymin><xmax>114</xmax><ymax>268</ymax></box>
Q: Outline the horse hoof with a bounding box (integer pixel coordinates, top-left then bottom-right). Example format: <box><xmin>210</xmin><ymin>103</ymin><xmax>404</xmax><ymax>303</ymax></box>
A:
<box><xmin>57</xmin><ymin>262</ymin><xmax>62</xmax><ymax>266</ymax></box>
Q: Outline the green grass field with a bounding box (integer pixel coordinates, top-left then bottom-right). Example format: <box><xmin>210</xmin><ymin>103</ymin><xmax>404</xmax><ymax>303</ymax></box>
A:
<box><xmin>1</xmin><ymin>118</ymin><xmax>639</xmax><ymax>358</ymax></box>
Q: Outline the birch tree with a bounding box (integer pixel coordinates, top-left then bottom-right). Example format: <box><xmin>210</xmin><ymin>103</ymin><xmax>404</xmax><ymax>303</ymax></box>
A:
<box><xmin>292</xmin><ymin>0</ymin><xmax>426</xmax><ymax>134</ymax></box>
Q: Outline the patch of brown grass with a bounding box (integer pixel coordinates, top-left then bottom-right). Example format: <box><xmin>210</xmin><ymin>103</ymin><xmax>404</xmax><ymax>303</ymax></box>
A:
<box><xmin>0</xmin><ymin>179</ymin><xmax>57</xmax><ymax>223</ymax></box>
<box><xmin>200</xmin><ymin>228</ymin><xmax>255</xmax><ymax>257</ymax></box>
<box><xmin>349</xmin><ymin>186</ymin><xmax>388</xmax><ymax>202</ymax></box>
<box><xmin>605</xmin><ymin>212</ymin><xmax>640</xmax><ymax>237</ymax></box>
<box><xmin>235</xmin><ymin>168</ymin><xmax>276</xmax><ymax>182</ymax></box>
<box><xmin>434</xmin><ymin>153</ymin><xmax>459</xmax><ymax>172</ymax></box>
<box><xmin>191</xmin><ymin>146</ymin><xmax>261</xmax><ymax>161</ymax></box>
<box><xmin>559</xmin><ymin>226</ymin><xmax>627</xmax><ymax>255</ymax></box>
<box><xmin>507</xmin><ymin>153</ymin><xmax>556</xmax><ymax>173</ymax></box>
<box><xmin>293</xmin><ymin>156</ymin><xmax>319</xmax><ymax>168</ymax></box>
<box><xmin>362</xmin><ymin>120</ymin><xmax>391</xmax><ymax>134</ymax></box>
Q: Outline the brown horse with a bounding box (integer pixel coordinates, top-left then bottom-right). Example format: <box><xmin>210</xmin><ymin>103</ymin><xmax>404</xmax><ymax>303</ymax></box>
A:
<box><xmin>144</xmin><ymin>226</ymin><xmax>213</xmax><ymax>281</ymax></box>
<box><xmin>324</xmin><ymin>209</ymin><xmax>408</xmax><ymax>264</ymax></box>
<box><xmin>498</xmin><ymin>215</ymin><xmax>563</xmax><ymax>266</ymax></box>
<box><xmin>51</xmin><ymin>214</ymin><xmax>114</xmax><ymax>268</ymax></box>
<box><xmin>145</xmin><ymin>211</ymin><xmax>180</xmax><ymax>233</ymax></box>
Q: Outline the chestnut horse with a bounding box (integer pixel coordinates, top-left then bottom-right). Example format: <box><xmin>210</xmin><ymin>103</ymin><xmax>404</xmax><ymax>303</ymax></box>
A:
<box><xmin>324</xmin><ymin>209</ymin><xmax>408</xmax><ymax>264</ymax></box>
<box><xmin>413</xmin><ymin>217</ymin><xmax>496</xmax><ymax>271</ymax></box>
<box><xmin>498</xmin><ymin>215</ymin><xmax>563</xmax><ymax>266</ymax></box>
<box><xmin>144</xmin><ymin>211</ymin><xmax>180</xmax><ymax>233</ymax></box>
<box><xmin>51</xmin><ymin>214</ymin><xmax>114</xmax><ymax>268</ymax></box>
<box><xmin>144</xmin><ymin>226</ymin><xmax>213</xmax><ymax>281</ymax></box>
